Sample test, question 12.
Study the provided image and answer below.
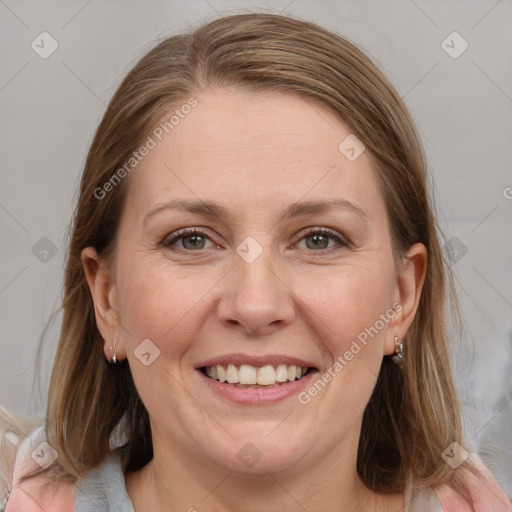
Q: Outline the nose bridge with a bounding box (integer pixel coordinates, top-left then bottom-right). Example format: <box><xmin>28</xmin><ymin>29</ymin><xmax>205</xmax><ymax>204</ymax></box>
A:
<box><xmin>217</xmin><ymin>240</ymin><xmax>295</xmax><ymax>334</ymax></box>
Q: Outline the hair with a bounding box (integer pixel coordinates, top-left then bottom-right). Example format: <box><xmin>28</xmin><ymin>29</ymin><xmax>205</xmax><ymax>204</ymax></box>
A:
<box><xmin>0</xmin><ymin>406</ymin><xmax>36</xmax><ymax>504</ymax></box>
<box><xmin>15</xmin><ymin>11</ymin><xmax>483</xmax><ymax>503</ymax></box>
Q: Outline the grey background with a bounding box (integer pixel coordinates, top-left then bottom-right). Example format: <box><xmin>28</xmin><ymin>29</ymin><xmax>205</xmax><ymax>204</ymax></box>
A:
<box><xmin>1</xmin><ymin>0</ymin><xmax>511</xmax><ymax>497</ymax></box>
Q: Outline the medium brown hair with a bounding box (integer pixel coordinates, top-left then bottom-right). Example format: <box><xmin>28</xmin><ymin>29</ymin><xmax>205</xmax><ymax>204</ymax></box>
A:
<box><xmin>25</xmin><ymin>11</ymin><xmax>481</xmax><ymax>502</ymax></box>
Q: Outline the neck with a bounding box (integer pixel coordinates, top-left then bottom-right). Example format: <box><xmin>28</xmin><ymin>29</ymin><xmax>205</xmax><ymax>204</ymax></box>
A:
<box><xmin>125</xmin><ymin>428</ymin><xmax>404</xmax><ymax>512</ymax></box>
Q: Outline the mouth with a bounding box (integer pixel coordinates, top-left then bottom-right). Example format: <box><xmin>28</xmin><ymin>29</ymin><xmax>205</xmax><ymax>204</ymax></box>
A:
<box><xmin>195</xmin><ymin>354</ymin><xmax>319</xmax><ymax>404</ymax></box>
<box><xmin>199</xmin><ymin>363</ymin><xmax>314</xmax><ymax>389</ymax></box>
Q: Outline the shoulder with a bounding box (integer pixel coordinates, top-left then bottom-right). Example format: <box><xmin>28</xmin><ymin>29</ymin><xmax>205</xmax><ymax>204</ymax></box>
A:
<box><xmin>5</xmin><ymin>426</ymin><xmax>133</xmax><ymax>512</ymax></box>
<box><xmin>74</xmin><ymin>450</ymin><xmax>134</xmax><ymax>511</ymax></box>
<box><xmin>5</xmin><ymin>426</ymin><xmax>75</xmax><ymax>512</ymax></box>
<box><xmin>434</xmin><ymin>453</ymin><xmax>512</xmax><ymax>512</ymax></box>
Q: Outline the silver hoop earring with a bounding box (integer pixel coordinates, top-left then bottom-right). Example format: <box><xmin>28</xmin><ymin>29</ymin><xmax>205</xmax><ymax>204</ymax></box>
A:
<box><xmin>391</xmin><ymin>336</ymin><xmax>404</xmax><ymax>366</ymax></box>
<box><xmin>109</xmin><ymin>337</ymin><xmax>118</xmax><ymax>365</ymax></box>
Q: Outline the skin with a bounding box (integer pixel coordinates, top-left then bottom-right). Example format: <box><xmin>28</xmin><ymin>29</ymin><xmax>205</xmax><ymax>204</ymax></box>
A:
<box><xmin>82</xmin><ymin>88</ymin><xmax>427</xmax><ymax>512</ymax></box>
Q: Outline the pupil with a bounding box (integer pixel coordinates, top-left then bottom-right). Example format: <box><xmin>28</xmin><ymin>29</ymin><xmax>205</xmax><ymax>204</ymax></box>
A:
<box><xmin>185</xmin><ymin>235</ymin><xmax>204</xmax><ymax>249</ymax></box>
<box><xmin>308</xmin><ymin>234</ymin><xmax>328</xmax><ymax>249</ymax></box>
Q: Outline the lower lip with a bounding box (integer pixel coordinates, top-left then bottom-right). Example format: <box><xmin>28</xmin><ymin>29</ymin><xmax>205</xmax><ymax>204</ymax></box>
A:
<box><xmin>197</xmin><ymin>369</ymin><xmax>318</xmax><ymax>405</ymax></box>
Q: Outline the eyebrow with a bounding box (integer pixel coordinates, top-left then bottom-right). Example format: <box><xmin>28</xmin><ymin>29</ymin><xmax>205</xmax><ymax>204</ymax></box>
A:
<box><xmin>143</xmin><ymin>198</ymin><xmax>368</xmax><ymax>226</ymax></box>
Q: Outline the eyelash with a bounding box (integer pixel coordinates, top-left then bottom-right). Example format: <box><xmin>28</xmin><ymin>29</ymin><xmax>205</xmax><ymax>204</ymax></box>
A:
<box><xmin>161</xmin><ymin>227</ymin><xmax>350</xmax><ymax>254</ymax></box>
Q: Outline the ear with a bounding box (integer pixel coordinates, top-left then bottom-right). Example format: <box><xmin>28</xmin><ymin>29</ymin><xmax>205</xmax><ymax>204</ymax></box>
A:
<box><xmin>384</xmin><ymin>242</ymin><xmax>428</xmax><ymax>356</ymax></box>
<box><xmin>81</xmin><ymin>246</ymin><xmax>125</xmax><ymax>361</ymax></box>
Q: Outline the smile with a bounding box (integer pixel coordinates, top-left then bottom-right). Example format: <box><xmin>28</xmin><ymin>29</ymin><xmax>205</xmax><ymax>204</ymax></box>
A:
<box><xmin>195</xmin><ymin>354</ymin><xmax>319</xmax><ymax>404</ymax></box>
<box><xmin>201</xmin><ymin>364</ymin><xmax>311</xmax><ymax>387</ymax></box>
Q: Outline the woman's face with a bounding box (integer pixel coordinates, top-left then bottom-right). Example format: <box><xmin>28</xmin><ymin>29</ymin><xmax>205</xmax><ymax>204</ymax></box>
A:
<box><xmin>85</xmin><ymin>88</ymin><xmax>424</xmax><ymax>476</ymax></box>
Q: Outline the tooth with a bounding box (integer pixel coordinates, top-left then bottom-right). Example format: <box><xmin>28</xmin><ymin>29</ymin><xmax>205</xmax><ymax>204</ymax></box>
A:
<box><xmin>275</xmin><ymin>365</ymin><xmax>288</xmax><ymax>383</ymax></box>
<box><xmin>287</xmin><ymin>365</ymin><xmax>297</xmax><ymax>381</ymax></box>
<box><xmin>239</xmin><ymin>364</ymin><xmax>257</xmax><ymax>385</ymax></box>
<box><xmin>257</xmin><ymin>365</ymin><xmax>276</xmax><ymax>385</ymax></box>
<box><xmin>217</xmin><ymin>365</ymin><xmax>227</xmax><ymax>382</ymax></box>
<box><xmin>226</xmin><ymin>364</ymin><xmax>239</xmax><ymax>384</ymax></box>
<box><xmin>209</xmin><ymin>363</ymin><xmax>309</xmax><ymax>384</ymax></box>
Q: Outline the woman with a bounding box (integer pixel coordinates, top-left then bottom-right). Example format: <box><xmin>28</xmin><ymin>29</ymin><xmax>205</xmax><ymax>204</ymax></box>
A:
<box><xmin>3</xmin><ymin>12</ymin><xmax>511</xmax><ymax>512</ymax></box>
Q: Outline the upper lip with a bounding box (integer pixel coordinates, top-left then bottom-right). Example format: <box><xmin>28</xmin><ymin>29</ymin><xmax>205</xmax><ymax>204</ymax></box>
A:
<box><xmin>195</xmin><ymin>353</ymin><xmax>318</xmax><ymax>370</ymax></box>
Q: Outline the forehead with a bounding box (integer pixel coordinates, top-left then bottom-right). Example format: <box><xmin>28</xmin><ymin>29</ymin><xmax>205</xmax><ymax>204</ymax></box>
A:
<box><xmin>124</xmin><ymin>88</ymin><xmax>386</xmax><ymax>223</ymax></box>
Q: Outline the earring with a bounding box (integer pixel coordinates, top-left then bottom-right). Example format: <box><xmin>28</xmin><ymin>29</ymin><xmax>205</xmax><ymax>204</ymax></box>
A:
<box><xmin>391</xmin><ymin>336</ymin><xmax>404</xmax><ymax>366</ymax></box>
<box><xmin>109</xmin><ymin>337</ymin><xmax>118</xmax><ymax>365</ymax></box>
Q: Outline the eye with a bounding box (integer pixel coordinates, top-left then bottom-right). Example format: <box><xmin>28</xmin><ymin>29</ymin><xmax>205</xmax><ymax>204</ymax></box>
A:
<box><xmin>161</xmin><ymin>227</ymin><xmax>350</xmax><ymax>253</ymax></box>
<box><xmin>161</xmin><ymin>228</ymin><xmax>217</xmax><ymax>251</ymax></box>
<box><xmin>294</xmin><ymin>227</ymin><xmax>350</xmax><ymax>252</ymax></box>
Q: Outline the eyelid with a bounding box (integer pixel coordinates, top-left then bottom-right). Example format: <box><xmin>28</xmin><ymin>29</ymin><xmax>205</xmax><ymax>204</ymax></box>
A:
<box><xmin>161</xmin><ymin>227</ymin><xmax>215</xmax><ymax>248</ymax></box>
<box><xmin>294</xmin><ymin>226</ymin><xmax>351</xmax><ymax>246</ymax></box>
<box><xmin>161</xmin><ymin>226</ymin><xmax>351</xmax><ymax>252</ymax></box>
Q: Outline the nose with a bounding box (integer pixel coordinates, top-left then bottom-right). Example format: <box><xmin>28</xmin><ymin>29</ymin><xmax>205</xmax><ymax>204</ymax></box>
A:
<box><xmin>216</xmin><ymin>248</ymin><xmax>296</xmax><ymax>337</ymax></box>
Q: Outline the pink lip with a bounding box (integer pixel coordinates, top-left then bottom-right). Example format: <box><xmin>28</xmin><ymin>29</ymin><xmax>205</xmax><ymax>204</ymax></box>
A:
<box><xmin>196</xmin><ymin>368</ymin><xmax>318</xmax><ymax>405</ymax></box>
<box><xmin>195</xmin><ymin>353</ymin><xmax>317</xmax><ymax>369</ymax></box>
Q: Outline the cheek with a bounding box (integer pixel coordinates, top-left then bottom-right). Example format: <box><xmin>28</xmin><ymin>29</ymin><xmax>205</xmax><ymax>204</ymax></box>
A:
<box><xmin>296</xmin><ymin>266</ymin><xmax>395</xmax><ymax>424</ymax></box>
<box><xmin>116</xmin><ymin>258</ymin><xmax>219</xmax><ymax>354</ymax></box>
<box><xmin>114</xmin><ymin>259</ymin><xmax>220</xmax><ymax>414</ymax></box>
<box><xmin>301</xmin><ymin>262</ymin><xmax>396</xmax><ymax>355</ymax></box>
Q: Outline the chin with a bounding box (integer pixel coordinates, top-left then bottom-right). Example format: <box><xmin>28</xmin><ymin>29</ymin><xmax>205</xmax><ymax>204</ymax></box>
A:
<box><xmin>202</xmin><ymin>427</ymin><xmax>311</xmax><ymax>475</ymax></box>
